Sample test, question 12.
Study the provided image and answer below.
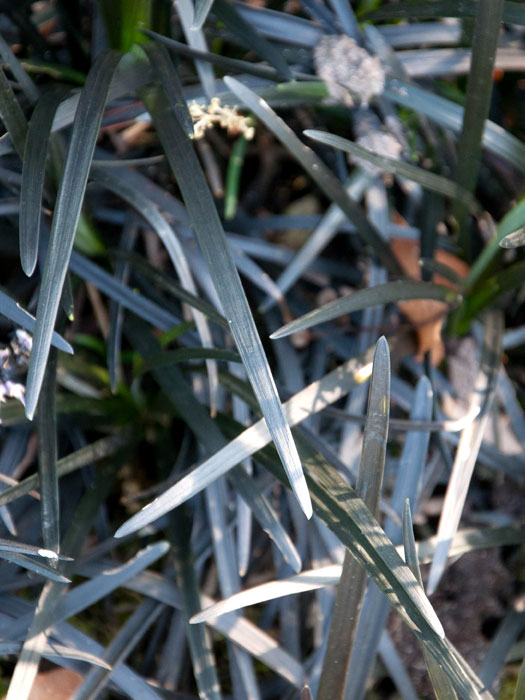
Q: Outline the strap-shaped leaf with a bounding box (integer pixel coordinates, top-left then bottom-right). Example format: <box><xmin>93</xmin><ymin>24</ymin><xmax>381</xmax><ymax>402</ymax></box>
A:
<box><xmin>121</xmin><ymin>320</ymin><xmax>301</xmax><ymax>572</ymax></box>
<box><xmin>403</xmin><ymin>501</ymin><xmax>459</xmax><ymax>700</ymax></box>
<box><xmin>384</xmin><ymin>77</ymin><xmax>525</xmax><ymax>175</ymax></box>
<box><xmin>36</xmin><ymin>345</ymin><xmax>59</xmax><ymax>554</ymax></box>
<box><xmin>304</xmin><ymin>129</ymin><xmax>480</xmax><ymax>213</ymax></box>
<box><xmin>454</xmin><ymin>0</ymin><xmax>505</xmax><ymax>248</ymax></box>
<box><xmin>20</xmin><ymin>87</ymin><xmax>69</xmax><ymax>276</ymax></box>
<box><xmin>71</xmin><ymin>599</ymin><xmax>163</xmax><ymax>700</ymax></box>
<box><xmin>271</xmin><ymin>280</ymin><xmax>458</xmax><ymax>340</ymax></box>
<box><xmin>224</xmin><ymin>76</ymin><xmax>400</xmax><ymax>276</ymax></box>
<box><xmin>0</xmin><ymin>289</ymin><xmax>72</xmax><ymax>354</ymax></box>
<box><xmin>213</xmin><ymin>0</ymin><xmax>292</xmax><ymax>80</ymax></box>
<box><xmin>115</xmin><ymin>343</ymin><xmax>375</xmax><ymax>538</ymax></box>
<box><xmin>317</xmin><ymin>337</ymin><xmax>390</xmax><ymax>700</ymax></box>
<box><xmin>142</xmin><ymin>83</ymin><xmax>312</xmax><ymax>518</ymax></box>
<box><xmin>25</xmin><ymin>50</ymin><xmax>122</xmax><ymax>420</ymax></box>
<box><xmin>0</xmin><ymin>66</ymin><xmax>27</xmax><ymax>157</ymax></box>
<box><xmin>92</xmin><ymin>166</ymin><xmax>219</xmax><ymax>416</ymax></box>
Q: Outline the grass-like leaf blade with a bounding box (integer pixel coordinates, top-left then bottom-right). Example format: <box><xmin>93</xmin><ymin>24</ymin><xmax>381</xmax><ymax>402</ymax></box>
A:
<box><xmin>213</xmin><ymin>0</ymin><xmax>292</xmax><ymax>80</ymax></box>
<box><xmin>36</xmin><ymin>345</ymin><xmax>59</xmax><ymax>554</ymax></box>
<box><xmin>403</xmin><ymin>501</ymin><xmax>459</xmax><ymax>700</ymax></box>
<box><xmin>115</xmin><ymin>344</ymin><xmax>374</xmax><ymax>538</ymax></box>
<box><xmin>0</xmin><ymin>66</ymin><xmax>27</xmax><ymax>157</ymax></box>
<box><xmin>20</xmin><ymin>87</ymin><xmax>68</xmax><ymax>276</ymax></box>
<box><xmin>427</xmin><ymin>311</ymin><xmax>503</xmax><ymax>594</ymax></box>
<box><xmin>25</xmin><ymin>50</ymin><xmax>122</xmax><ymax>420</ymax></box>
<box><xmin>0</xmin><ymin>289</ymin><xmax>72</xmax><ymax>354</ymax></box>
<box><xmin>317</xmin><ymin>337</ymin><xmax>390</xmax><ymax>700</ymax></box>
<box><xmin>142</xmin><ymin>83</ymin><xmax>312</xmax><ymax>518</ymax></box>
<box><xmin>224</xmin><ymin>76</ymin><xmax>400</xmax><ymax>276</ymax></box>
<box><xmin>271</xmin><ymin>280</ymin><xmax>458</xmax><ymax>339</ymax></box>
<box><xmin>305</xmin><ymin>129</ymin><xmax>480</xmax><ymax>213</ymax></box>
<box><xmin>454</xmin><ymin>0</ymin><xmax>505</xmax><ymax>250</ymax></box>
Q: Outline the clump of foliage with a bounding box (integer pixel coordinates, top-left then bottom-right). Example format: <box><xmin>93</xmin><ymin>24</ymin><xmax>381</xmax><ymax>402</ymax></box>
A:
<box><xmin>0</xmin><ymin>1</ymin><xmax>523</xmax><ymax>699</ymax></box>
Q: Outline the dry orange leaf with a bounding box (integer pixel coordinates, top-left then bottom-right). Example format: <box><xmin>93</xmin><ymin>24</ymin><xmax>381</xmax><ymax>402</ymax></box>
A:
<box><xmin>391</xmin><ymin>237</ymin><xmax>469</xmax><ymax>365</ymax></box>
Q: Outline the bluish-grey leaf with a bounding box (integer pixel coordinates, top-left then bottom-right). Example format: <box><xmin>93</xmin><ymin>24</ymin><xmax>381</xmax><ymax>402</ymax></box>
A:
<box><xmin>142</xmin><ymin>83</ymin><xmax>312</xmax><ymax>517</ymax></box>
<box><xmin>25</xmin><ymin>50</ymin><xmax>122</xmax><ymax>420</ymax></box>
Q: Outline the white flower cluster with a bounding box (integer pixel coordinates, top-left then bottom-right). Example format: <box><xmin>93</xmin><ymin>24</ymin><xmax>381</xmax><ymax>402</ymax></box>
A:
<box><xmin>0</xmin><ymin>329</ymin><xmax>32</xmax><ymax>405</ymax></box>
<box><xmin>189</xmin><ymin>97</ymin><xmax>255</xmax><ymax>140</ymax></box>
<box><xmin>313</xmin><ymin>35</ymin><xmax>385</xmax><ymax>107</ymax></box>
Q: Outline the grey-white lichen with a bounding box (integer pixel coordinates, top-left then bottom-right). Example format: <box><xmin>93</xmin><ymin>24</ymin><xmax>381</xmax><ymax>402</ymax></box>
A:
<box><xmin>189</xmin><ymin>97</ymin><xmax>255</xmax><ymax>140</ymax></box>
<box><xmin>313</xmin><ymin>35</ymin><xmax>385</xmax><ymax>107</ymax></box>
<box><xmin>354</xmin><ymin>130</ymin><xmax>403</xmax><ymax>176</ymax></box>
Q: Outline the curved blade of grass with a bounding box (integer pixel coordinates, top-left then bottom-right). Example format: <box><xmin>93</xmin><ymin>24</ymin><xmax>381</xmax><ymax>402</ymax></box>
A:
<box><xmin>366</xmin><ymin>1</ymin><xmax>523</xmax><ymax>23</ymax></box>
<box><xmin>454</xmin><ymin>0</ymin><xmax>505</xmax><ymax>250</ymax></box>
<box><xmin>0</xmin><ymin>551</ymin><xmax>70</xmax><ymax>582</ymax></box>
<box><xmin>213</xmin><ymin>0</ymin><xmax>292</xmax><ymax>80</ymax></box>
<box><xmin>304</xmin><ymin>130</ymin><xmax>480</xmax><ymax>213</ymax></box>
<box><xmin>403</xmin><ymin>500</ymin><xmax>459</xmax><ymax>700</ymax></box>
<box><xmin>318</xmin><ymin>337</ymin><xmax>390</xmax><ymax>700</ymax></box>
<box><xmin>123</xmin><ymin>320</ymin><xmax>301</xmax><ymax>572</ymax></box>
<box><xmin>0</xmin><ymin>33</ymin><xmax>39</xmax><ymax>104</ymax></box>
<box><xmin>271</xmin><ymin>280</ymin><xmax>458</xmax><ymax>339</ymax></box>
<box><xmin>346</xmin><ymin>375</ymin><xmax>433</xmax><ymax>700</ymax></box>
<box><xmin>25</xmin><ymin>50</ymin><xmax>122</xmax><ymax>421</ymax></box>
<box><xmin>427</xmin><ymin>310</ymin><xmax>503</xmax><ymax>595</ymax></box>
<box><xmin>142</xmin><ymin>83</ymin><xmax>312</xmax><ymax>518</ymax></box>
<box><xmin>71</xmin><ymin>599</ymin><xmax>163</xmax><ymax>700</ymax></box>
<box><xmin>224</xmin><ymin>76</ymin><xmax>400</xmax><ymax>276</ymax></box>
<box><xmin>69</xmin><ymin>250</ymin><xmax>180</xmax><ymax>332</ymax></box>
<box><xmin>114</xmin><ymin>343</ymin><xmax>375</xmax><ymax>538</ymax></box>
<box><xmin>20</xmin><ymin>87</ymin><xmax>69</xmax><ymax>276</ymax></box>
<box><xmin>79</xmin><ymin>555</ymin><xmax>304</xmax><ymax>686</ymax></box>
<box><xmin>0</xmin><ymin>289</ymin><xmax>72</xmax><ymax>354</ymax></box>
<box><xmin>0</xmin><ymin>65</ymin><xmax>27</xmax><ymax>157</ymax></box>
<box><xmin>291</xmin><ymin>433</ymin><xmax>491</xmax><ymax>699</ymax></box>
<box><xmin>192</xmin><ymin>521</ymin><xmax>525</xmax><ymax>620</ymax></box>
<box><xmin>142</xmin><ymin>29</ymin><xmax>298</xmax><ymax>83</ymax></box>
<box><xmin>36</xmin><ymin>344</ymin><xmax>59</xmax><ymax>554</ymax></box>
<box><xmin>92</xmin><ymin>167</ymin><xmax>219</xmax><ymax>417</ymax></box>
<box><xmin>384</xmin><ymin>77</ymin><xmax>525</xmax><ymax>175</ymax></box>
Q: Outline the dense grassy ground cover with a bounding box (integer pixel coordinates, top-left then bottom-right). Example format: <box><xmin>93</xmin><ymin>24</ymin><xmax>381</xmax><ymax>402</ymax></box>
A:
<box><xmin>0</xmin><ymin>1</ymin><xmax>523</xmax><ymax>698</ymax></box>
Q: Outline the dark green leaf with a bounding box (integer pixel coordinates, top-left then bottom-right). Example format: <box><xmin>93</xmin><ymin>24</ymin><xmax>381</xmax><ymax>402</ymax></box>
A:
<box><xmin>25</xmin><ymin>50</ymin><xmax>122</xmax><ymax>420</ymax></box>
<box><xmin>271</xmin><ymin>280</ymin><xmax>458</xmax><ymax>339</ymax></box>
